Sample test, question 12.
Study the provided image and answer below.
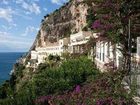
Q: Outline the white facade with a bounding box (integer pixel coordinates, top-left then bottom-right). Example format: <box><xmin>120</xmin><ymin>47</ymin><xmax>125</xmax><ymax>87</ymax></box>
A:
<box><xmin>36</xmin><ymin>46</ymin><xmax>62</xmax><ymax>64</ymax></box>
<box><xmin>95</xmin><ymin>36</ymin><xmax>140</xmax><ymax>71</ymax></box>
<box><xmin>94</xmin><ymin>33</ymin><xmax>122</xmax><ymax>71</ymax></box>
<box><xmin>29</xmin><ymin>30</ymin><xmax>140</xmax><ymax>72</ymax></box>
<box><xmin>30</xmin><ymin>38</ymin><xmax>69</xmax><ymax>64</ymax></box>
<box><xmin>137</xmin><ymin>37</ymin><xmax>140</xmax><ymax>62</ymax></box>
<box><xmin>69</xmin><ymin>31</ymin><xmax>92</xmax><ymax>53</ymax></box>
<box><xmin>70</xmin><ymin>31</ymin><xmax>91</xmax><ymax>46</ymax></box>
<box><xmin>29</xmin><ymin>31</ymin><xmax>92</xmax><ymax>66</ymax></box>
<box><xmin>31</xmin><ymin>51</ymin><xmax>38</xmax><ymax>60</ymax></box>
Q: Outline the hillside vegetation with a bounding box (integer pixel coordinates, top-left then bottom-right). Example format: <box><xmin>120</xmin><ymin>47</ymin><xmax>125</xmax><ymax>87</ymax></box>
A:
<box><xmin>0</xmin><ymin>56</ymin><xmax>136</xmax><ymax>105</ymax></box>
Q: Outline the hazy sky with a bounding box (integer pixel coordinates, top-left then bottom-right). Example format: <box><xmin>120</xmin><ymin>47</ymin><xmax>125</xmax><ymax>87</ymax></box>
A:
<box><xmin>0</xmin><ymin>0</ymin><xmax>68</xmax><ymax>52</ymax></box>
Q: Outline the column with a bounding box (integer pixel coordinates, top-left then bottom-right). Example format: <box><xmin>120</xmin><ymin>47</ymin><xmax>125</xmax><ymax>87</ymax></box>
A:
<box><xmin>103</xmin><ymin>42</ymin><xmax>105</xmax><ymax>62</ymax></box>
<box><xmin>100</xmin><ymin>41</ymin><xmax>102</xmax><ymax>61</ymax></box>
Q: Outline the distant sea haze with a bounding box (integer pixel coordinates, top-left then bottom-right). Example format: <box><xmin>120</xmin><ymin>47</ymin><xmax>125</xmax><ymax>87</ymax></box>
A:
<box><xmin>0</xmin><ymin>52</ymin><xmax>24</xmax><ymax>85</ymax></box>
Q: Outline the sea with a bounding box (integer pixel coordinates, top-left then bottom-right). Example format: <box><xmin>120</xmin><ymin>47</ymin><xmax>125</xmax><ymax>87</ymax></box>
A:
<box><xmin>0</xmin><ymin>52</ymin><xmax>24</xmax><ymax>85</ymax></box>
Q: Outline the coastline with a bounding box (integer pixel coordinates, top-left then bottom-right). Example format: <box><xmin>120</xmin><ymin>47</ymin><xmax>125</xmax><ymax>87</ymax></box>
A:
<box><xmin>0</xmin><ymin>52</ymin><xmax>25</xmax><ymax>85</ymax></box>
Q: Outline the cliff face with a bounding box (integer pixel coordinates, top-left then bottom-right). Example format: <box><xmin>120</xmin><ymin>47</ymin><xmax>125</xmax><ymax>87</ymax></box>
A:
<box><xmin>33</xmin><ymin>0</ymin><xmax>89</xmax><ymax>48</ymax></box>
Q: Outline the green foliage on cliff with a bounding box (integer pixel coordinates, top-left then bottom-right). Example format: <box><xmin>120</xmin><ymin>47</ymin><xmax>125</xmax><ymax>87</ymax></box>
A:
<box><xmin>0</xmin><ymin>56</ymin><xmax>100</xmax><ymax>105</ymax></box>
<box><xmin>0</xmin><ymin>90</ymin><xmax>34</xmax><ymax>105</ymax></box>
<box><xmin>14</xmin><ymin>63</ymin><xmax>25</xmax><ymax>78</ymax></box>
<box><xmin>32</xmin><ymin>56</ymin><xmax>99</xmax><ymax>96</ymax></box>
<box><xmin>86</xmin><ymin>8</ymin><xmax>96</xmax><ymax>29</ymax></box>
<box><xmin>0</xmin><ymin>55</ymin><xmax>136</xmax><ymax>105</ymax></box>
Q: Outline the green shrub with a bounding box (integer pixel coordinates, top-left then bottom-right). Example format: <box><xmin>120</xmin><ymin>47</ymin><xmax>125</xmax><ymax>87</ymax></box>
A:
<box><xmin>0</xmin><ymin>98</ymin><xmax>14</xmax><ymax>105</ymax></box>
<box><xmin>0</xmin><ymin>86</ymin><xmax>7</xmax><ymax>99</ymax></box>
<box><xmin>55</xmin><ymin>55</ymin><xmax>60</xmax><ymax>61</ymax></box>
<box><xmin>0</xmin><ymin>91</ymin><xmax>34</xmax><ymax>105</ymax></box>
<box><xmin>38</xmin><ymin>63</ymin><xmax>49</xmax><ymax>71</ymax></box>
<box><xmin>0</xmin><ymin>80</ymin><xmax>15</xmax><ymax>99</ymax></box>
<box><xmin>86</xmin><ymin>8</ymin><xmax>96</xmax><ymax>28</ymax></box>
<box><xmin>32</xmin><ymin>56</ymin><xmax>99</xmax><ymax>97</ymax></box>
<box><xmin>47</xmin><ymin>55</ymin><xmax>61</xmax><ymax>62</ymax></box>
<box><xmin>14</xmin><ymin>63</ymin><xmax>25</xmax><ymax>78</ymax></box>
<box><xmin>48</xmin><ymin>55</ymin><xmax>54</xmax><ymax>61</ymax></box>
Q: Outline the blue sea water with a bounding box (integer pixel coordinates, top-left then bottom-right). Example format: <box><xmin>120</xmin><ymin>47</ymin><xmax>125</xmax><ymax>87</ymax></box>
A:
<box><xmin>0</xmin><ymin>52</ymin><xmax>24</xmax><ymax>85</ymax></box>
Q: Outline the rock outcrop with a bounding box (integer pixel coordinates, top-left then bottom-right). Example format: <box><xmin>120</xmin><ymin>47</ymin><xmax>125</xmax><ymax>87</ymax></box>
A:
<box><xmin>32</xmin><ymin>0</ymin><xmax>89</xmax><ymax>49</ymax></box>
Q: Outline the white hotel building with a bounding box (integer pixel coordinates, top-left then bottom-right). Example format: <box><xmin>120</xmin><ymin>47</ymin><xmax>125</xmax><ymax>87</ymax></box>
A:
<box><xmin>28</xmin><ymin>31</ymin><xmax>139</xmax><ymax>70</ymax></box>
<box><xmin>68</xmin><ymin>31</ymin><xmax>92</xmax><ymax>54</ymax></box>
<box><xmin>93</xmin><ymin>33</ymin><xmax>123</xmax><ymax>71</ymax></box>
<box><xmin>30</xmin><ymin>38</ymin><xmax>69</xmax><ymax>65</ymax></box>
<box><xmin>95</xmin><ymin>41</ymin><xmax>122</xmax><ymax>71</ymax></box>
<box><xmin>94</xmin><ymin>36</ymin><xmax>140</xmax><ymax>71</ymax></box>
<box><xmin>28</xmin><ymin>31</ymin><xmax>92</xmax><ymax>66</ymax></box>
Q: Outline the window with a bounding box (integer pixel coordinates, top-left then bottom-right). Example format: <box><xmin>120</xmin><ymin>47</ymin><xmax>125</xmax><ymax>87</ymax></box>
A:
<box><xmin>107</xmin><ymin>42</ymin><xmax>110</xmax><ymax>57</ymax></box>
<box><xmin>100</xmin><ymin>53</ymin><xmax>101</xmax><ymax>61</ymax></box>
<box><xmin>102</xmin><ymin>43</ymin><xmax>105</xmax><ymax>62</ymax></box>
<box><xmin>100</xmin><ymin>42</ymin><xmax>101</xmax><ymax>61</ymax></box>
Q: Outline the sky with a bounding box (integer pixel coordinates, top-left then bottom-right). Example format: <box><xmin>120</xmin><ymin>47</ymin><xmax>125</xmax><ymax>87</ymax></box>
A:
<box><xmin>0</xmin><ymin>0</ymin><xmax>68</xmax><ymax>52</ymax></box>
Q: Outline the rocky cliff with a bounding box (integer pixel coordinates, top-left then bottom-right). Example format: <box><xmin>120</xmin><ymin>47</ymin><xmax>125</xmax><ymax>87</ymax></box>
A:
<box><xmin>30</xmin><ymin>0</ymin><xmax>89</xmax><ymax>50</ymax></box>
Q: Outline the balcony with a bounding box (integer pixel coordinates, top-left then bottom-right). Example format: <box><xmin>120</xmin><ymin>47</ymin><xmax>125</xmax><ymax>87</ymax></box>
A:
<box><xmin>70</xmin><ymin>31</ymin><xmax>91</xmax><ymax>46</ymax></box>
